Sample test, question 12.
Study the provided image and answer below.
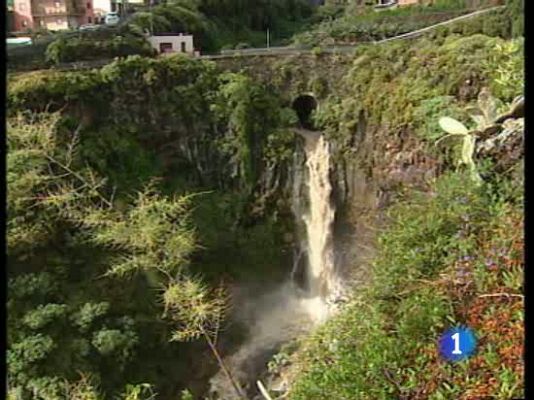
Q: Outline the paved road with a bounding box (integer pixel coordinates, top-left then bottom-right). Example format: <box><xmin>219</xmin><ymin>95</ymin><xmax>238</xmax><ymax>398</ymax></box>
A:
<box><xmin>200</xmin><ymin>5</ymin><xmax>505</xmax><ymax>60</ymax></box>
<box><xmin>9</xmin><ymin>5</ymin><xmax>506</xmax><ymax>73</ymax></box>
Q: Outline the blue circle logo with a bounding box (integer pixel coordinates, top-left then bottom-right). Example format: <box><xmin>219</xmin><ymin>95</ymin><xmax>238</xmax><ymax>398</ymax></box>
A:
<box><xmin>439</xmin><ymin>326</ymin><xmax>477</xmax><ymax>362</ymax></box>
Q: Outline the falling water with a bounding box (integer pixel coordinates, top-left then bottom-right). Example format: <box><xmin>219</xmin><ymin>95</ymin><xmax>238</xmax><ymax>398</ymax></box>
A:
<box><xmin>208</xmin><ymin>131</ymin><xmax>340</xmax><ymax>399</ymax></box>
<box><xmin>301</xmin><ymin>132</ymin><xmax>337</xmax><ymax>299</ymax></box>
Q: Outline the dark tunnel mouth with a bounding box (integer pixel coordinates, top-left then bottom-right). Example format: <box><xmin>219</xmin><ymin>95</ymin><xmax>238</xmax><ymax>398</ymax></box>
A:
<box><xmin>292</xmin><ymin>94</ymin><xmax>318</xmax><ymax>130</ymax></box>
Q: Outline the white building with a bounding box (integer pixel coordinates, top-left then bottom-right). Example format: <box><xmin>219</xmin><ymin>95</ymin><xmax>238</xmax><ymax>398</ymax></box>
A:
<box><xmin>147</xmin><ymin>33</ymin><xmax>197</xmax><ymax>56</ymax></box>
<box><xmin>92</xmin><ymin>0</ymin><xmax>144</xmax><ymax>23</ymax></box>
<box><xmin>92</xmin><ymin>0</ymin><xmax>112</xmax><ymax>23</ymax></box>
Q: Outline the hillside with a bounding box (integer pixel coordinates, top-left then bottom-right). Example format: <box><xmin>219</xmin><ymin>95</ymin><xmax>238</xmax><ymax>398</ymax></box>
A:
<box><xmin>6</xmin><ymin>1</ymin><xmax>524</xmax><ymax>399</ymax></box>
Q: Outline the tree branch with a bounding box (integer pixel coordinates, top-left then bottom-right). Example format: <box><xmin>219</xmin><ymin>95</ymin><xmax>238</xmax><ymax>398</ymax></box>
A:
<box><xmin>44</xmin><ymin>154</ymin><xmax>112</xmax><ymax>207</ymax></box>
<box><xmin>478</xmin><ymin>293</ymin><xmax>523</xmax><ymax>299</ymax></box>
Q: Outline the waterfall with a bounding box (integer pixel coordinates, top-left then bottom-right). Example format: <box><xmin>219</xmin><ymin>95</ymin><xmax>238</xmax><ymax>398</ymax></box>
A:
<box><xmin>208</xmin><ymin>131</ymin><xmax>341</xmax><ymax>399</ymax></box>
<box><xmin>301</xmin><ymin>132</ymin><xmax>337</xmax><ymax>299</ymax></box>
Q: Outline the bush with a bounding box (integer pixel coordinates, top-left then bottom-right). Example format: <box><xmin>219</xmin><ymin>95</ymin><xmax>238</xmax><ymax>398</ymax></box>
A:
<box><xmin>292</xmin><ymin>2</ymin><xmax>471</xmax><ymax>46</ymax></box>
<box><xmin>428</xmin><ymin>2</ymin><xmax>523</xmax><ymax>41</ymax></box>
<box><xmin>45</xmin><ymin>32</ymin><xmax>154</xmax><ymax>65</ymax></box>
<box><xmin>483</xmin><ymin>37</ymin><xmax>524</xmax><ymax>101</ymax></box>
<box><xmin>295</xmin><ymin>0</ymin><xmax>521</xmax><ymax>47</ymax></box>
<box><xmin>7</xmin><ymin>39</ymin><xmax>51</xmax><ymax>71</ymax></box>
<box><xmin>412</xmin><ymin>95</ymin><xmax>469</xmax><ymax>140</ymax></box>
<box><xmin>311</xmin><ymin>46</ymin><xmax>323</xmax><ymax>56</ymax></box>
<box><xmin>129</xmin><ymin>11</ymin><xmax>172</xmax><ymax>33</ymax></box>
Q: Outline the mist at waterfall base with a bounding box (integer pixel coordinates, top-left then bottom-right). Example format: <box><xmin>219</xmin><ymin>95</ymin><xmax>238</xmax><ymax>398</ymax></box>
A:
<box><xmin>209</xmin><ymin>132</ymin><xmax>341</xmax><ymax>399</ymax></box>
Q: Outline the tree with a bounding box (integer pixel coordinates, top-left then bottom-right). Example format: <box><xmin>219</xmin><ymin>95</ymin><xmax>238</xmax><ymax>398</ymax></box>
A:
<box><xmin>7</xmin><ymin>108</ymin><xmax>247</xmax><ymax>399</ymax></box>
<box><xmin>7</xmin><ymin>113</ymin><xmax>141</xmax><ymax>398</ymax></box>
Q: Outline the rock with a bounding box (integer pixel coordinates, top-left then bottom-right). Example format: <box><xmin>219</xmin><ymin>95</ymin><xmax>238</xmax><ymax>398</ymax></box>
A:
<box><xmin>495</xmin><ymin>95</ymin><xmax>524</xmax><ymax>123</ymax></box>
<box><xmin>476</xmin><ymin>117</ymin><xmax>524</xmax><ymax>172</ymax></box>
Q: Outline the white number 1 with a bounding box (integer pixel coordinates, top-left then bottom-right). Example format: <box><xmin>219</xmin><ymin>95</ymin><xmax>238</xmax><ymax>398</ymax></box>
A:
<box><xmin>452</xmin><ymin>332</ymin><xmax>462</xmax><ymax>355</ymax></box>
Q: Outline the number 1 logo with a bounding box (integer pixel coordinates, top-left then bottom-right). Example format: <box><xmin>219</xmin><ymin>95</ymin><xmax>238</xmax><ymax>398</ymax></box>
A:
<box><xmin>451</xmin><ymin>332</ymin><xmax>462</xmax><ymax>355</ymax></box>
<box><xmin>439</xmin><ymin>326</ymin><xmax>476</xmax><ymax>362</ymax></box>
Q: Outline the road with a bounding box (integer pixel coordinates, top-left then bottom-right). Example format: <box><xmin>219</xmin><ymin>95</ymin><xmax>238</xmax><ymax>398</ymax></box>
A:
<box><xmin>8</xmin><ymin>5</ymin><xmax>506</xmax><ymax>73</ymax></box>
<box><xmin>200</xmin><ymin>5</ymin><xmax>505</xmax><ymax>60</ymax></box>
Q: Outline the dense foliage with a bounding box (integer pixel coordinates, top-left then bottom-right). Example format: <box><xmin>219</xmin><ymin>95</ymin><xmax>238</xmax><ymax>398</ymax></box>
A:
<box><xmin>7</xmin><ymin>4</ymin><xmax>523</xmax><ymax>398</ymax></box>
<box><xmin>125</xmin><ymin>0</ymin><xmax>315</xmax><ymax>52</ymax></box>
<box><xmin>8</xmin><ymin>0</ymin><xmax>315</xmax><ymax>70</ymax></box>
<box><xmin>7</xmin><ymin>112</ymin><xmax>181</xmax><ymax>398</ymax></box>
<box><xmin>190</xmin><ymin>0</ymin><xmax>314</xmax><ymax>50</ymax></box>
<box><xmin>7</xmin><ymin>54</ymin><xmax>299</xmax><ymax>398</ymax></box>
<box><xmin>45</xmin><ymin>27</ymin><xmax>155</xmax><ymax>64</ymax></box>
<box><xmin>311</xmin><ymin>34</ymin><xmax>523</xmax><ymax>161</ymax></box>
<box><xmin>8</xmin><ymin>0</ymin><xmax>522</xmax><ymax>70</ymax></box>
<box><xmin>427</xmin><ymin>0</ymin><xmax>523</xmax><ymax>41</ymax></box>
<box><xmin>283</xmin><ymin>20</ymin><xmax>524</xmax><ymax>400</ymax></box>
<box><xmin>293</xmin><ymin>0</ymin><xmax>521</xmax><ymax>46</ymax></box>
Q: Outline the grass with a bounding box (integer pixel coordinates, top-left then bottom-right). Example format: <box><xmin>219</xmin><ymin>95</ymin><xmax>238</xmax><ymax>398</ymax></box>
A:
<box><xmin>287</xmin><ymin>168</ymin><xmax>524</xmax><ymax>399</ymax></box>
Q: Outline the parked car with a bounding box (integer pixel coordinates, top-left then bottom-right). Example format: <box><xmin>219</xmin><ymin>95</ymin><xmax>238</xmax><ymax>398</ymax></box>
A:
<box><xmin>79</xmin><ymin>24</ymin><xmax>99</xmax><ymax>31</ymax></box>
<box><xmin>105</xmin><ymin>12</ymin><xmax>120</xmax><ymax>26</ymax></box>
<box><xmin>6</xmin><ymin>37</ymin><xmax>32</xmax><ymax>48</ymax></box>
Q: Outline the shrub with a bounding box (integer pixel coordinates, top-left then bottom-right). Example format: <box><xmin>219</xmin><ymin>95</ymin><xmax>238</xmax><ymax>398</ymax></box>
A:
<box><xmin>45</xmin><ymin>33</ymin><xmax>154</xmax><ymax>65</ymax></box>
<box><xmin>311</xmin><ymin>46</ymin><xmax>323</xmax><ymax>56</ymax></box>
<box><xmin>412</xmin><ymin>95</ymin><xmax>468</xmax><ymax>140</ymax></box>
<box><xmin>483</xmin><ymin>38</ymin><xmax>524</xmax><ymax>101</ymax></box>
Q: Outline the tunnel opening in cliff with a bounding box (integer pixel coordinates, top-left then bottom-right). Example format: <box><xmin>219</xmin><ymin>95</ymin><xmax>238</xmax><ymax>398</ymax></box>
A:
<box><xmin>292</xmin><ymin>94</ymin><xmax>318</xmax><ymax>130</ymax></box>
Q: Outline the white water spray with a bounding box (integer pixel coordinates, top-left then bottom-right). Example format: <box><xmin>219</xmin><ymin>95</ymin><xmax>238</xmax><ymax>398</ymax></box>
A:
<box><xmin>302</xmin><ymin>132</ymin><xmax>337</xmax><ymax>299</ymax></box>
<box><xmin>209</xmin><ymin>131</ymin><xmax>341</xmax><ymax>399</ymax></box>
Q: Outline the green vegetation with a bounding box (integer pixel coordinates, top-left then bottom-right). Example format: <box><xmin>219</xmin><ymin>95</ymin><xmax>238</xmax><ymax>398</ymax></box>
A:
<box><xmin>294</xmin><ymin>0</ymin><xmax>523</xmax><ymax>46</ymax></box>
<box><xmin>7</xmin><ymin>25</ymin><xmax>154</xmax><ymax>70</ymax></box>
<box><xmin>45</xmin><ymin>27</ymin><xmax>155</xmax><ymax>64</ymax></box>
<box><xmin>289</xmin><ymin>167</ymin><xmax>523</xmax><ymax>399</ymax></box>
<box><xmin>7</xmin><ymin>4</ymin><xmax>523</xmax><ymax>398</ymax></box>
<box><xmin>8</xmin><ymin>0</ymin><xmax>315</xmax><ymax>70</ymax></box>
<box><xmin>8</xmin><ymin>0</ymin><xmax>522</xmax><ymax>71</ymax></box>
<box><xmin>7</xmin><ymin>112</ymin><xmax>182</xmax><ymax>398</ymax></box>
<box><xmin>292</xmin><ymin>0</ymin><xmax>510</xmax><ymax>46</ymax></box>
<box><xmin>125</xmin><ymin>0</ymin><xmax>315</xmax><ymax>52</ymax></box>
<box><xmin>427</xmin><ymin>0</ymin><xmax>523</xmax><ymax>40</ymax></box>
<box><xmin>7</xmin><ymin>38</ymin><xmax>52</xmax><ymax>71</ymax></box>
<box><xmin>193</xmin><ymin>0</ymin><xmax>314</xmax><ymax>50</ymax></box>
<box><xmin>312</xmin><ymin>34</ymin><xmax>523</xmax><ymax>162</ymax></box>
<box><xmin>435</xmin><ymin>87</ymin><xmax>509</xmax><ymax>185</ymax></box>
<box><xmin>7</xmin><ymin>54</ymin><xmax>300</xmax><ymax>398</ymax></box>
<box><xmin>283</xmin><ymin>18</ymin><xmax>524</xmax><ymax>400</ymax></box>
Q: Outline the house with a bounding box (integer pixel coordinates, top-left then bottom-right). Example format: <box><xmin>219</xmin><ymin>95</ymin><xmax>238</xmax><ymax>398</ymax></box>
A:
<box><xmin>7</xmin><ymin>0</ymin><xmax>15</xmax><ymax>32</ymax></box>
<box><xmin>147</xmin><ymin>33</ymin><xmax>199</xmax><ymax>57</ymax></box>
<box><xmin>109</xmin><ymin>0</ymin><xmax>142</xmax><ymax>17</ymax></box>
<box><xmin>92</xmin><ymin>0</ymin><xmax>143</xmax><ymax>24</ymax></box>
<box><xmin>12</xmin><ymin>0</ymin><xmax>33</xmax><ymax>30</ymax></box>
<box><xmin>12</xmin><ymin>0</ymin><xmax>94</xmax><ymax>31</ymax></box>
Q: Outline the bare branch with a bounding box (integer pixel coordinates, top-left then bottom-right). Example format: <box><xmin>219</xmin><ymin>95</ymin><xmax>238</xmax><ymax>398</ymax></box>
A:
<box><xmin>44</xmin><ymin>154</ymin><xmax>112</xmax><ymax>207</ymax></box>
<box><xmin>478</xmin><ymin>293</ymin><xmax>523</xmax><ymax>299</ymax></box>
